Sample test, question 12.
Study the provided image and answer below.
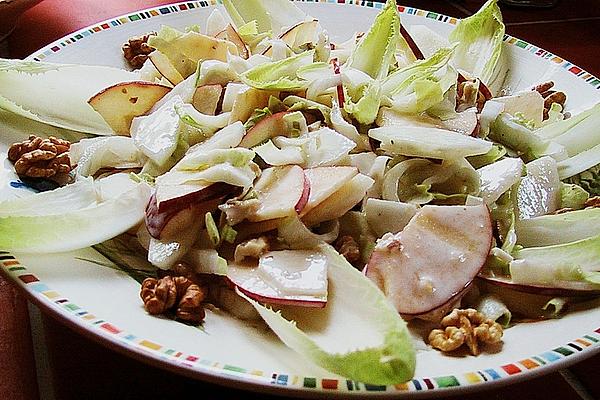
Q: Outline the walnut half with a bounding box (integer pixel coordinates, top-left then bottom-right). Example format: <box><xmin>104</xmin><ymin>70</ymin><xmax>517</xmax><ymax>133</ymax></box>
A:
<box><xmin>428</xmin><ymin>308</ymin><xmax>503</xmax><ymax>355</ymax></box>
<box><xmin>141</xmin><ymin>275</ymin><xmax>207</xmax><ymax>323</ymax></box>
<box><xmin>8</xmin><ymin>135</ymin><xmax>71</xmax><ymax>179</ymax></box>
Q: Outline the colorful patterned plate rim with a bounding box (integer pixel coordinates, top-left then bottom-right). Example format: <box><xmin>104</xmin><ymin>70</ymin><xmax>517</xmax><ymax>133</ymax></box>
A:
<box><xmin>1</xmin><ymin>1</ymin><xmax>598</xmax><ymax>398</ymax></box>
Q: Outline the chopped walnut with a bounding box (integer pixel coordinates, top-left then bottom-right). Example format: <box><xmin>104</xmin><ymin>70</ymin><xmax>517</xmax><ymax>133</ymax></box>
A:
<box><xmin>532</xmin><ymin>81</ymin><xmax>567</xmax><ymax>120</ymax></box>
<box><xmin>140</xmin><ymin>275</ymin><xmax>207</xmax><ymax>323</ymax></box>
<box><xmin>8</xmin><ymin>135</ymin><xmax>71</xmax><ymax>179</ymax></box>
<box><xmin>551</xmin><ymin>207</ymin><xmax>574</xmax><ymax>215</ymax></box>
<box><xmin>219</xmin><ymin>198</ymin><xmax>261</xmax><ymax>225</ymax></box>
<box><xmin>234</xmin><ymin>236</ymin><xmax>270</xmax><ymax>263</ymax></box>
<box><xmin>122</xmin><ymin>33</ymin><xmax>155</xmax><ymax>69</ymax></box>
<box><xmin>532</xmin><ymin>80</ymin><xmax>554</xmax><ymax>95</ymax></box>
<box><xmin>334</xmin><ymin>235</ymin><xmax>360</xmax><ymax>265</ymax></box>
<box><xmin>456</xmin><ymin>78</ymin><xmax>488</xmax><ymax>112</ymax></box>
<box><xmin>584</xmin><ymin>196</ymin><xmax>600</xmax><ymax>208</ymax></box>
<box><xmin>428</xmin><ymin>308</ymin><xmax>503</xmax><ymax>355</ymax></box>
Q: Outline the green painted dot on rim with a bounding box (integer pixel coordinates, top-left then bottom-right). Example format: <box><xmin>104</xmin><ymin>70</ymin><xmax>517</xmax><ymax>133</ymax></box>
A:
<box><xmin>434</xmin><ymin>375</ymin><xmax>460</xmax><ymax>388</ymax></box>
<box><xmin>303</xmin><ymin>377</ymin><xmax>316</xmax><ymax>388</ymax></box>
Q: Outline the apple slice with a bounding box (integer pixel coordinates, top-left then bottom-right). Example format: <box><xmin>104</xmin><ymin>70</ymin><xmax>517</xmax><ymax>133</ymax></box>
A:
<box><xmin>477</xmin><ymin>274</ymin><xmax>600</xmax><ymax>297</ymax></box>
<box><xmin>365</xmin><ymin>204</ymin><xmax>493</xmax><ymax>317</ymax></box>
<box><xmin>149</xmin><ymin>50</ymin><xmax>184</xmax><ymax>85</ymax></box>
<box><xmin>192</xmin><ymin>84</ymin><xmax>224</xmax><ymax>115</ymax></box>
<box><xmin>228</xmin><ymin>250</ymin><xmax>328</xmax><ymax>307</ymax></box>
<box><xmin>229</xmin><ymin>87</ymin><xmax>275</xmax><ymax>126</ymax></box>
<box><xmin>262</xmin><ymin>20</ymin><xmax>319</xmax><ymax>57</ymax></box>
<box><xmin>215</xmin><ymin>24</ymin><xmax>249</xmax><ymax>59</ymax></box>
<box><xmin>147</xmin><ymin>223</ymin><xmax>199</xmax><ymax>270</ymax></box>
<box><xmin>300</xmin><ymin>166</ymin><xmax>358</xmax><ymax>216</ymax></box>
<box><xmin>176</xmin><ymin>31</ymin><xmax>238</xmax><ymax>62</ymax></box>
<box><xmin>146</xmin><ymin>186</ymin><xmax>228</xmax><ymax>239</ymax></box>
<box><xmin>302</xmin><ymin>174</ymin><xmax>373</xmax><ymax>227</ymax></box>
<box><xmin>145</xmin><ymin>193</ymin><xmax>202</xmax><ymax>239</ymax></box>
<box><xmin>249</xmin><ymin>165</ymin><xmax>307</xmax><ymax>222</ymax></box>
<box><xmin>399</xmin><ymin>25</ymin><xmax>425</xmax><ymax>60</ymax></box>
<box><xmin>234</xmin><ymin>218</ymin><xmax>283</xmax><ymax>241</ymax></box>
<box><xmin>377</xmin><ymin>108</ymin><xmax>478</xmax><ymax>136</ymax></box>
<box><xmin>239</xmin><ymin>111</ymin><xmax>291</xmax><ymax>148</ymax></box>
<box><xmin>88</xmin><ymin>81</ymin><xmax>171</xmax><ymax>135</ymax></box>
<box><xmin>155</xmin><ymin>180</ymin><xmax>234</xmax><ymax>213</ymax></box>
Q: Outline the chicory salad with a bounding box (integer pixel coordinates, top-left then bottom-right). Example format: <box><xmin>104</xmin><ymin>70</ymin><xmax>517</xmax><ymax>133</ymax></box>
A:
<box><xmin>1</xmin><ymin>0</ymin><xmax>599</xmax><ymax>385</ymax></box>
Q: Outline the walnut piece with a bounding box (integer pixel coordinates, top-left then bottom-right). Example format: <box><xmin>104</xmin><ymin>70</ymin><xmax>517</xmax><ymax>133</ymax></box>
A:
<box><xmin>584</xmin><ymin>196</ymin><xmax>600</xmax><ymax>209</ymax></box>
<box><xmin>122</xmin><ymin>33</ymin><xmax>155</xmax><ymax>69</ymax></box>
<box><xmin>532</xmin><ymin>81</ymin><xmax>567</xmax><ymax>120</ymax></box>
<box><xmin>8</xmin><ymin>135</ymin><xmax>71</xmax><ymax>179</ymax></box>
<box><xmin>234</xmin><ymin>236</ymin><xmax>270</xmax><ymax>263</ymax></box>
<box><xmin>334</xmin><ymin>235</ymin><xmax>360</xmax><ymax>265</ymax></box>
<box><xmin>140</xmin><ymin>275</ymin><xmax>207</xmax><ymax>323</ymax></box>
<box><xmin>428</xmin><ymin>308</ymin><xmax>503</xmax><ymax>355</ymax></box>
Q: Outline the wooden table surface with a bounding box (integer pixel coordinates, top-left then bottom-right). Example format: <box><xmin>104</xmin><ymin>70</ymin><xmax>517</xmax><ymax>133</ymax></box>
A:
<box><xmin>2</xmin><ymin>1</ymin><xmax>599</xmax><ymax>399</ymax></box>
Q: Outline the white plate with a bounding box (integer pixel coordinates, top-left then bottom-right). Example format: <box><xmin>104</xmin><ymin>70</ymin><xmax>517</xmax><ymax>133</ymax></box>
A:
<box><xmin>1</xmin><ymin>1</ymin><xmax>599</xmax><ymax>397</ymax></box>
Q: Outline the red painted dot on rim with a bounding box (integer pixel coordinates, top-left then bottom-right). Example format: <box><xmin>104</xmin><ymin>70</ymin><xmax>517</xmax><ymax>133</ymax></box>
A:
<box><xmin>18</xmin><ymin>274</ymin><xmax>39</xmax><ymax>284</ymax></box>
<box><xmin>321</xmin><ymin>379</ymin><xmax>338</xmax><ymax>390</ymax></box>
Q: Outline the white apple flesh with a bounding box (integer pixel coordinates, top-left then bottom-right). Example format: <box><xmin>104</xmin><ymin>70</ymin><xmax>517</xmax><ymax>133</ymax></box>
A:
<box><xmin>302</xmin><ymin>173</ymin><xmax>373</xmax><ymax>227</ymax></box>
<box><xmin>239</xmin><ymin>111</ymin><xmax>291</xmax><ymax>148</ymax></box>
<box><xmin>149</xmin><ymin>51</ymin><xmax>184</xmax><ymax>85</ymax></box>
<box><xmin>227</xmin><ymin>250</ymin><xmax>328</xmax><ymax>307</ymax></box>
<box><xmin>300</xmin><ymin>166</ymin><xmax>358</xmax><ymax>216</ymax></box>
<box><xmin>365</xmin><ymin>204</ymin><xmax>493</xmax><ymax>317</ymax></box>
<box><xmin>477</xmin><ymin>274</ymin><xmax>600</xmax><ymax>297</ymax></box>
<box><xmin>249</xmin><ymin>165</ymin><xmax>307</xmax><ymax>222</ymax></box>
<box><xmin>155</xmin><ymin>180</ymin><xmax>234</xmax><ymax>214</ymax></box>
<box><xmin>215</xmin><ymin>24</ymin><xmax>249</xmax><ymax>59</ymax></box>
<box><xmin>192</xmin><ymin>84</ymin><xmax>224</xmax><ymax>115</ymax></box>
<box><xmin>146</xmin><ymin>189</ymin><xmax>227</xmax><ymax>239</ymax></box>
<box><xmin>88</xmin><ymin>81</ymin><xmax>171</xmax><ymax>135</ymax></box>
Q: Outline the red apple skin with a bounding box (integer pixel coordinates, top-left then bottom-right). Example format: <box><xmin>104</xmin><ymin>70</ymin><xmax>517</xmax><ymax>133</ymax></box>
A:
<box><xmin>157</xmin><ymin>182</ymin><xmax>236</xmax><ymax>214</ymax></box>
<box><xmin>477</xmin><ymin>275</ymin><xmax>600</xmax><ymax>297</ymax></box>
<box><xmin>401</xmin><ymin>282</ymin><xmax>474</xmax><ymax>321</ymax></box>
<box><xmin>330</xmin><ymin>58</ymin><xmax>345</xmax><ymax>105</ymax></box>
<box><xmin>226</xmin><ymin>24</ymin><xmax>249</xmax><ymax>60</ymax></box>
<box><xmin>232</xmin><ymin>284</ymin><xmax>327</xmax><ymax>308</ymax></box>
<box><xmin>294</xmin><ymin>174</ymin><xmax>311</xmax><ymax>214</ymax></box>
<box><xmin>145</xmin><ymin>193</ymin><xmax>199</xmax><ymax>239</ymax></box>
<box><xmin>400</xmin><ymin>25</ymin><xmax>424</xmax><ymax>60</ymax></box>
<box><xmin>147</xmin><ymin>186</ymin><xmax>233</xmax><ymax>239</ymax></box>
<box><xmin>239</xmin><ymin>111</ymin><xmax>291</xmax><ymax>148</ymax></box>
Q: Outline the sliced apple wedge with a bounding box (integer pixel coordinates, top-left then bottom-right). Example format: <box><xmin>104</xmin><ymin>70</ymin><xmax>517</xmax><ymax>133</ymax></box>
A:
<box><xmin>365</xmin><ymin>204</ymin><xmax>493</xmax><ymax>317</ymax></box>
<box><xmin>302</xmin><ymin>173</ymin><xmax>373</xmax><ymax>227</ymax></box>
<box><xmin>229</xmin><ymin>87</ymin><xmax>276</xmax><ymax>126</ymax></box>
<box><xmin>149</xmin><ymin>50</ymin><xmax>184</xmax><ymax>85</ymax></box>
<box><xmin>176</xmin><ymin>31</ymin><xmax>238</xmax><ymax>62</ymax></box>
<box><xmin>248</xmin><ymin>165</ymin><xmax>307</xmax><ymax>222</ymax></box>
<box><xmin>88</xmin><ymin>81</ymin><xmax>171</xmax><ymax>135</ymax></box>
<box><xmin>146</xmin><ymin>187</ymin><xmax>227</xmax><ymax>239</ymax></box>
<box><xmin>192</xmin><ymin>84</ymin><xmax>224</xmax><ymax>115</ymax></box>
<box><xmin>239</xmin><ymin>111</ymin><xmax>291</xmax><ymax>148</ymax></box>
<box><xmin>300</xmin><ymin>166</ymin><xmax>358</xmax><ymax>216</ymax></box>
<box><xmin>262</xmin><ymin>20</ymin><xmax>319</xmax><ymax>57</ymax></box>
<box><xmin>147</xmin><ymin>224</ymin><xmax>199</xmax><ymax>270</ymax></box>
<box><xmin>145</xmin><ymin>193</ymin><xmax>202</xmax><ymax>239</ymax></box>
<box><xmin>228</xmin><ymin>250</ymin><xmax>328</xmax><ymax>307</ymax></box>
<box><xmin>215</xmin><ymin>24</ymin><xmax>249</xmax><ymax>59</ymax></box>
<box><xmin>155</xmin><ymin>180</ymin><xmax>234</xmax><ymax>214</ymax></box>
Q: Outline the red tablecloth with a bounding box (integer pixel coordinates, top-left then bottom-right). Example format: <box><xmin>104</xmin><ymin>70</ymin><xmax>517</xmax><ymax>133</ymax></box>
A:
<box><xmin>2</xmin><ymin>1</ymin><xmax>599</xmax><ymax>399</ymax></box>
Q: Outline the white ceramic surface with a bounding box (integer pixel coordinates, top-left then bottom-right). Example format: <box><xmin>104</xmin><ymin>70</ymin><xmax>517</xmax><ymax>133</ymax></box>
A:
<box><xmin>1</xmin><ymin>1</ymin><xmax>599</xmax><ymax>398</ymax></box>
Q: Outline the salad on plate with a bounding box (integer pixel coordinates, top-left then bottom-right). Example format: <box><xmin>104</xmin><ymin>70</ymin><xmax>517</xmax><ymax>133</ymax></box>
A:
<box><xmin>1</xmin><ymin>0</ymin><xmax>599</xmax><ymax>385</ymax></box>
